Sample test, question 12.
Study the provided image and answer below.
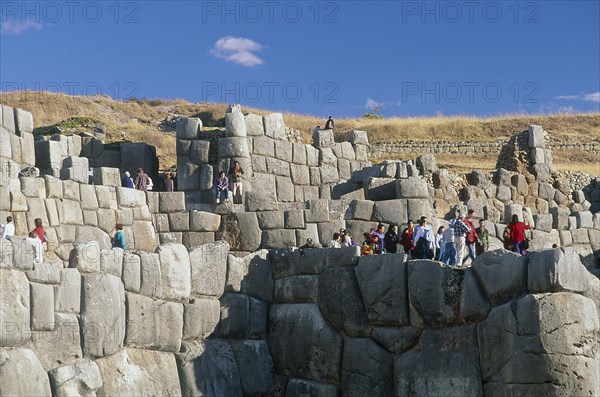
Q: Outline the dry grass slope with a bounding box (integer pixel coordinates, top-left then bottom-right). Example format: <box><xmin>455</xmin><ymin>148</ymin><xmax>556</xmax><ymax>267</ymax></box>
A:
<box><xmin>1</xmin><ymin>91</ymin><xmax>598</xmax><ymax>174</ymax></box>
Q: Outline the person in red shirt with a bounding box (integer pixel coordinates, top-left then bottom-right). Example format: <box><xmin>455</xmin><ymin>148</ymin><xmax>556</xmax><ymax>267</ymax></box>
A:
<box><xmin>463</xmin><ymin>209</ymin><xmax>480</xmax><ymax>265</ymax></box>
<box><xmin>509</xmin><ymin>214</ymin><xmax>531</xmax><ymax>256</ymax></box>
<box><xmin>400</xmin><ymin>220</ymin><xmax>415</xmax><ymax>258</ymax></box>
<box><xmin>31</xmin><ymin>218</ymin><xmax>46</xmax><ymax>243</ymax></box>
<box><xmin>31</xmin><ymin>218</ymin><xmax>47</xmax><ymax>251</ymax></box>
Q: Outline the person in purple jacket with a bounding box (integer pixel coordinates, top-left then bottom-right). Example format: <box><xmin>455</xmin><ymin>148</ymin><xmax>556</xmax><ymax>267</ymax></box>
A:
<box><xmin>215</xmin><ymin>171</ymin><xmax>229</xmax><ymax>204</ymax></box>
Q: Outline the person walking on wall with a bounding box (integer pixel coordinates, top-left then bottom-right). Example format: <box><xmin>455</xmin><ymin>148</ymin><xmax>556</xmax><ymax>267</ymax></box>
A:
<box><xmin>509</xmin><ymin>214</ymin><xmax>531</xmax><ymax>256</ymax></box>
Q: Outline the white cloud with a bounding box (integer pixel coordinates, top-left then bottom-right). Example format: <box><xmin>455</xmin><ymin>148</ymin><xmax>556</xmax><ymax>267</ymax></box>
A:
<box><xmin>364</xmin><ymin>98</ymin><xmax>383</xmax><ymax>109</ymax></box>
<box><xmin>556</xmin><ymin>91</ymin><xmax>600</xmax><ymax>103</ymax></box>
<box><xmin>210</xmin><ymin>36</ymin><xmax>265</xmax><ymax>67</ymax></box>
<box><xmin>0</xmin><ymin>20</ymin><xmax>42</xmax><ymax>35</ymax></box>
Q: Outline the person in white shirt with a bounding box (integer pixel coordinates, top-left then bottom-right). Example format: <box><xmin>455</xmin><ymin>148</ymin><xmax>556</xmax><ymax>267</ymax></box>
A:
<box><xmin>412</xmin><ymin>216</ymin><xmax>433</xmax><ymax>259</ymax></box>
<box><xmin>1</xmin><ymin>216</ymin><xmax>15</xmax><ymax>240</ymax></box>
<box><xmin>328</xmin><ymin>232</ymin><xmax>342</xmax><ymax>248</ymax></box>
<box><xmin>26</xmin><ymin>232</ymin><xmax>43</xmax><ymax>263</ymax></box>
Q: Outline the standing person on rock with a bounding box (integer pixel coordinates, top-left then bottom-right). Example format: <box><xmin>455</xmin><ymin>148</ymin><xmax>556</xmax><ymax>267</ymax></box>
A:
<box><xmin>463</xmin><ymin>209</ymin><xmax>480</xmax><ymax>265</ymax></box>
<box><xmin>228</xmin><ymin>161</ymin><xmax>245</xmax><ymax>204</ymax></box>
<box><xmin>373</xmin><ymin>224</ymin><xmax>386</xmax><ymax>254</ymax></box>
<box><xmin>164</xmin><ymin>173</ymin><xmax>174</xmax><ymax>192</ymax></box>
<box><xmin>324</xmin><ymin>116</ymin><xmax>334</xmax><ymax>130</ymax></box>
<box><xmin>384</xmin><ymin>224</ymin><xmax>399</xmax><ymax>253</ymax></box>
<box><xmin>413</xmin><ymin>216</ymin><xmax>433</xmax><ymax>260</ymax></box>
<box><xmin>509</xmin><ymin>214</ymin><xmax>531</xmax><ymax>256</ymax></box>
<box><xmin>475</xmin><ymin>219</ymin><xmax>489</xmax><ymax>256</ymax></box>
<box><xmin>400</xmin><ymin>220</ymin><xmax>415</xmax><ymax>258</ymax></box>
<box><xmin>450</xmin><ymin>211</ymin><xmax>471</xmax><ymax>266</ymax></box>
<box><xmin>134</xmin><ymin>168</ymin><xmax>150</xmax><ymax>191</ymax></box>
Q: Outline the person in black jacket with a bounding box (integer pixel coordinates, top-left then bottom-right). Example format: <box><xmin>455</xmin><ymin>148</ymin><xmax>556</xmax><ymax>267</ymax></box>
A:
<box><xmin>324</xmin><ymin>116</ymin><xmax>334</xmax><ymax>130</ymax></box>
<box><xmin>384</xmin><ymin>224</ymin><xmax>399</xmax><ymax>253</ymax></box>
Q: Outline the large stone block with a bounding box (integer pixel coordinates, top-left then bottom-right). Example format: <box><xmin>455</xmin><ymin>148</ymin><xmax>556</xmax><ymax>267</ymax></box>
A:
<box><xmin>305</xmin><ymin>199</ymin><xmax>329</xmax><ymax>223</ymax></box>
<box><xmin>472</xmin><ymin>250</ymin><xmax>527</xmax><ymax>305</ymax></box>
<box><xmin>264</xmin><ymin>113</ymin><xmax>286</xmax><ymax>140</ymax></box>
<box><xmin>318</xmin><ymin>267</ymin><xmax>368</xmax><ymax>337</ymax></box>
<box><xmin>528</xmin><ymin>124</ymin><xmax>546</xmax><ymax>148</ymax></box>
<box><xmin>96</xmin><ymin>348</ymin><xmax>181</xmax><ymax>396</ymax></box>
<box><xmin>365</xmin><ymin>177</ymin><xmax>397</xmax><ymax>201</ymax></box>
<box><xmin>245</xmin><ymin>113</ymin><xmax>265</xmax><ymax>136</ymax></box>
<box><xmin>342</xmin><ymin>337</ymin><xmax>393</xmax><ymax>396</ymax></box>
<box><xmin>0</xmin><ymin>269</ymin><xmax>31</xmax><ymax>346</ymax></box>
<box><xmin>0</xmin><ymin>348</ymin><xmax>52</xmax><ymax>396</ymax></box>
<box><xmin>80</xmin><ymin>273</ymin><xmax>125</xmax><ymax>358</ymax></box>
<box><xmin>226</xmin><ymin>250</ymin><xmax>274</xmax><ymax>302</ymax></box>
<box><xmin>348</xmin><ymin>130</ymin><xmax>369</xmax><ymax>145</ymax></box>
<box><xmin>230</xmin><ymin>339</ymin><xmax>276</xmax><ymax>396</ymax></box>
<box><xmin>262</xmin><ymin>229</ymin><xmax>297</xmax><ymax>249</ymax></box>
<box><xmin>35</xmin><ymin>140</ymin><xmax>62</xmax><ymax>169</ymax></box>
<box><xmin>355</xmin><ymin>254</ymin><xmax>409</xmax><ymax>325</ymax></box>
<box><xmin>216</xmin><ymin>293</ymin><xmax>268</xmax><ymax>339</ymax></box>
<box><xmin>219</xmin><ymin>136</ymin><xmax>250</xmax><ymax>158</ymax></box>
<box><xmin>478</xmin><ymin>293</ymin><xmax>599</xmax><ymax>396</ymax></box>
<box><xmin>320</xmin><ymin>163</ymin><xmax>340</xmax><ymax>184</ymax></box>
<box><xmin>132</xmin><ymin>221</ymin><xmax>159</xmax><ymax>252</ymax></box>
<box><xmin>246</xmin><ymin>190</ymin><xmax>278</xmax><ymax>211</ymax></box>
<box><xmin>92</xmin><ymin>167</ymin><xmax>121</xmax><ymax>187</ymax></box>
<box><xmin>396</xmin><ymin>177</ymin><xmax>428</xmax><ymax>198</ymax></box>
<box><xmin>176</xmin><ymin>339</ymin><xmax>242</xmax><ymax>396</ymax></box>
<box><xmin>176</xmin><ymin>117</ymin><xmax>201</xmax><ymax>139</ymax></box>
<box><xmin>159</xmin><ymin>191</ymin><xmax>186</xmax><ymax>213</ymax></box>
<box><xmin>313</xmin><ymin>129</ymin><xmax>334</xmax><ymax>148</ymax></box>
<box><xmin>372</xmin><ymin>199</ymin><xmax>408</xmax><ymax>226</ymax></box>
<box><xmin>156</xmin><ymin>243</ymin><xmax>191</xmax><ymax>300</ymax></box>
<box><xmin>528</xmin><ymin>247</ymin><xmax>590</xmax><ymax>293</ymax></box>
<box><xmin>274</xmin><ymin>274</ymin><xmax>319</xmax><ymax>303</ymax></box>
<box><xmin>30</xmin><ymin>312</ymin><xmax>82</xmax><ymax>371</ymax></box>
<box><xmin>268</xmin><ymin>303</ymin><xmax>342</xmax><ymax>383</ymax></box>
<box><xmin>183</xmin><ymin>297</ymin><xmax>220</xmax><ymax>341</ymax></box>
<box><xmin>48</xmin><ymin>360</ymin><xmax>103</xmax><ymax>397</ymax></box>
<box><xmin>253</xmin><ymin>136</ymin><xmax>275</xmax><ymax>157</ymax></box>
<box><xmin>188</xmin><ymin>241</ymin><xmax>229</xmax><ymax>296</ymax></box>
<box><xmin>176</xmin><ymin>160</ymin><xmax>201</xmax><ymax>190</ymax></box>
<box><xmin>396</xmin><ymin>325</ymin><xmax>483</xmax><ymax>396</ymax></box>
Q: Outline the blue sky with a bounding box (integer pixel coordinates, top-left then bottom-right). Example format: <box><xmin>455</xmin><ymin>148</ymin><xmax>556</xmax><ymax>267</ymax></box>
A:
<box><xmin>1</xmin><ymin>1</ymin><xmax>599</xmax><ymax>118</ymax></box>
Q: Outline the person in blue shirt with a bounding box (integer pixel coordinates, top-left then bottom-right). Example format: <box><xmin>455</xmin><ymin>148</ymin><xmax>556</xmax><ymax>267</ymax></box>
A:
<box><xmin>112</xmin><ymin>223</ymin><xmax>127</xmax><ymax>250</ymax></box>
<box><xmin>122</xmin><ymin>171</ymin><xmax>134</xmax><ymax>188</ymax></box>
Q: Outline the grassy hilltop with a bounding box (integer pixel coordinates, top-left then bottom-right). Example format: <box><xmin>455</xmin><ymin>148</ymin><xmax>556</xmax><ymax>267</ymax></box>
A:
<box><xmin>1</xmin><ymin>91</ymin><xmax>599</xmax><ymax>174</ymax></box>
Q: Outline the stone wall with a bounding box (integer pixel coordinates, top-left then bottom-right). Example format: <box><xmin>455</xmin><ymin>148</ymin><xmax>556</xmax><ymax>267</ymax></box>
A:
<box><xmin>1</xmin><ymin>237</ymin><xmax>599</xmax><ymax>396</ymax></box>
<box><xmin>176</xmin><ymin>104</ymin><xmax>371</xmax><ymax>204</ymax></box>
<box><xmin>1</xmin><ymin>103</ymin><xmax>600</xmax><ymax>396</ymax></box>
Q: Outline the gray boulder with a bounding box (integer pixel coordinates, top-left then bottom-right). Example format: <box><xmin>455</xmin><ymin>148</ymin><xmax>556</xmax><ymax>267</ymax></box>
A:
<box><xmin>182</xmin><ymin>297</ymin><xmax>220</xmax><ymax>341</ymax></box>
<box><xmin>416</xmin><ymin>153</ymin><xmax>437</xmax><ymax>174</ymax></box>
<box><xmin>528</xmin><ymin>247</ymin><xmax>590</xmax><ymax>293</ymax></box>
<box><xmin>156</xmin><ymin>243</ymin><xmax>191</xmax><ymax>300</ymax></box>
<box><xmin>96</xmin><ymin>348</ymin><xmax>181</xmax><ymax>396</ymax></box>
<box><xmin>342</xmin><ymin>338</ymin><xmax>393</xmax><ymax>396</ymax></box>
<box><xmin>371</xmin><ymin>326</ymin><xmax>421</xmax><ymax>354</ymax></box>
<box><xmin>48</xmin><ymin>360</ymin><xmax>103</xmax><ymax>397</ymax></box>
<box><xmin>80</xmin><ymin>273</ymin><xmax>125</xmax><ymax>358</ymax></box>
<box><xmin>176</xmin><ymin>117</ymin><xmax>201</xmax><ymax>139</ymax></box>
<box><xmin>0</xmin><ymin>348</ymin><xmax>51</xmax><ymax>396</ymax></box>
<box><xmin>395</xmin><ymin>325</ymin><xmax>483</xmax><ymax>397</ymax></box>
<box><xmin>226</xmin><ymin>250</ymin><xmax>273</xmax><ymax>302</ymax></box>
<box><xmin>268</xmin><ymin>303</ymin><xmax>343</xmax><ymax>383</ymax></box>
<box><xmin>0</xmin><ymin>269</ymin><xmax>31</xmax><ymax>346</ymax></box>
<box><xmin>176</xmin><ymin>340</ymin><xmax>242</xmax><ymax>397</ymax></box>
<box><xmin>189</xmin><ymin>241</ymin><xmax>229</xmax><ymax>297</ymax></box>
<box><xmin>472</xmin><ymin>249</ymin><xmax>527</xmax><ymax>305</ymax></box>
<box><xmin>355</xmin><ymin>254</ymin><xmax>409</xmax><ymax>325</ymax></box>
<box><xmin>274</xmin><ymin>274</ymin><xmax>319</xmax><ymax>303</ymax></box>
<box><xmin>318</xmin><ymin>267</ymin><xmax>369</xmax><ymax>336</ymax></box>
<box><xmin>230</xmin><ymin>340</ymin><xmax>276</xmax><ymax>396</ymax></box>
<box><xmin>372</xmin><ymin>199</ymin><xmax>408</xmax><ymax>226</ymax></box>
<box><xmin>396</xmin><ymin>177</ymin><xmax>428</xmax><ymax>198</ymax></box>
<box><xmin>215</xmin><ymin>293</ymin><xmax>268</xmax><ymax>339</ymax></box>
